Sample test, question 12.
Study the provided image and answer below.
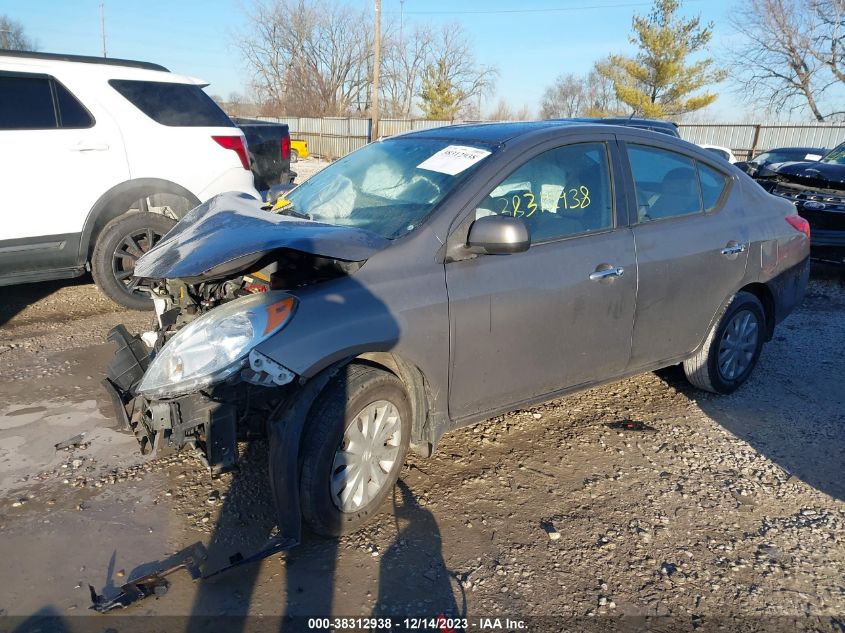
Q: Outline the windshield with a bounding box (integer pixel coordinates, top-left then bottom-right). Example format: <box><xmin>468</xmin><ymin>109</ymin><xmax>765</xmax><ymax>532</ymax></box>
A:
<box><xmin>284</xmin><ymin>138</ymin><xmax>494</xmax><ymax>239</ymax></box>
<box><xmin>822</xmin><ymin>142</ymin><xmax>845</xmax><ymax>165</ymax></box>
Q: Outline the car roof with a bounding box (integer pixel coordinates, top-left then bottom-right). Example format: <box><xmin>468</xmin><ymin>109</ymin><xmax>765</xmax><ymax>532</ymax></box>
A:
<box><xmin>0</xmin><ymin>50</ymin><xmax>168</xmax><ymax>72</ymax></box>
<box><xmin>395</xmin><ymin>118</ymin><xmax>678</xmax><ymax>144</ymax></box>
<box><xmin>0</xmin><ymin>50</ymin><xmax>206</xmax><ymax>85</ymax></box>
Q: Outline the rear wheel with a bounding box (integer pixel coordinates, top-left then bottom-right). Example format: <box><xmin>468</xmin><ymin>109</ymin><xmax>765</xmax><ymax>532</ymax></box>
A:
<box><xmin>683</xmin><ymin>291</ymin><xmax>766</xmax><ymax>394</ymax></box>
<box><xmin>290</xmin><ymin>149</ymin><xmax>299</xmax><ymax>163</ymax></box>
<box><xmin>299</xmin><ymin>364</ymin><xmax>411</xmax><ymax>537</ymax></box>
<box><xmin>91</xmin><ymin>211</ymin><xmax>176</xmax><ymax>310</ymax></box>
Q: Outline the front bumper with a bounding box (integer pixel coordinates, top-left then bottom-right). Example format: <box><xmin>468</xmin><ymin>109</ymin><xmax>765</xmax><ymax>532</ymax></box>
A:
<box><xmin>103</xmin><ymin>325</ymin><xmax>240</xmax><ymax>474</ymax></box>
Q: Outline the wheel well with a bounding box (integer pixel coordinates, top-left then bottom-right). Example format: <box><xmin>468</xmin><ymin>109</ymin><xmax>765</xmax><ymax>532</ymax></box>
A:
<box><xmin>739</xmin><ymin>282</ymin><xmax>776</xmax><ymax>341</ymax></box>
<box><xmin>352</xmin><ymin>352</ymin><xmax>434</xmax><ymax>456</ymax></box>
<box><xmin>80</xmin><ymin>179</ymin><xmax>200</xmax><ymax>261</ymax></box>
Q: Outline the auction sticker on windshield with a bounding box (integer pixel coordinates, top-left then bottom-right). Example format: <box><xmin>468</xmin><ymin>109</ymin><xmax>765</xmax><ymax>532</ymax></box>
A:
<box><xmin>417</xmin><ymin>145</ymin><xmax>491</xmax><ymax>176</ymax></box>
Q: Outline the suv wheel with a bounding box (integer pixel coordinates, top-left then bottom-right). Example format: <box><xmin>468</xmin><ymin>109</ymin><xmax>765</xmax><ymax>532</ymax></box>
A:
<box><xmin>91</xmin><ymin>211</ymin><xmax>176</xmax><ymax>310</ymax></box>
<box><xmin>683</xmin><ymin>291</ymin><xmax>766</xmax><ymax>394</ymax></box>
<box><xmin>297</xmin><ymin>363</ymin><xmax>411</xmax><ymax>537</ymax></box>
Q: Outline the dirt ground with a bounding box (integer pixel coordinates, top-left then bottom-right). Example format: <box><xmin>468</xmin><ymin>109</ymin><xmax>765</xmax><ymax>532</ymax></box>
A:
<box><xmin>0</xmin><ymin>168</ymin><xmax>843</xmax><ymax>630</ymax></box>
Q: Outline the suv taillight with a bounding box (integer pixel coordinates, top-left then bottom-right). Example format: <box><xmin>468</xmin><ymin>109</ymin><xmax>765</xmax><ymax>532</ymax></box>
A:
<box><xmin>786</xmin><ymin>215</ymin><xmax>811</xmax><ymax>239</ymax></box>
<box><xmin>281</xmin><ymin>136</ymin><xmax>291</xmax><ymax>161</ymax></box>
<box><xmin>212</xmin><ymin>135</ymin><xmax>250</xmax><ymax>171</ymax></box>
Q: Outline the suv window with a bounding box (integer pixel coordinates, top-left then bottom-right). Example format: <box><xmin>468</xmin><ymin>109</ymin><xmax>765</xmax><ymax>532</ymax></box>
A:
<box><xmin>0</xmin><ymin>75</ymin><xmax>56</xmax><ymax>129</ymax></box>
<box><xmin>0</xmin><ymin>74</ymin><xmax>94</xmax><ymax>130</ymax></box>
<box><xmin>109</xmin><ymin>79</ymin><xmax>234</xmax><ymax>127</ymax></box>
<box><xmin>474</xmin><ymin>142</ymin><xmax>614</xmax><ymax>242</ymax></box>
<box><xmin>54</xmin><ymin>80</ymin><xmax>94</xmax><ymax>128</ymax></box>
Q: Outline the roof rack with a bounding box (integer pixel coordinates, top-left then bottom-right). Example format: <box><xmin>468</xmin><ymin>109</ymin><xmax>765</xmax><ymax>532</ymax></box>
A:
<box><xmin>0</xmin><ymin>50</ymin><xmax>169</xmax><ymax>72</ymax></box>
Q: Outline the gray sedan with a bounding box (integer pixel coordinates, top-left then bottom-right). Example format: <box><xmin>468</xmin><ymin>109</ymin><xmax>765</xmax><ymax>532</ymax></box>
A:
<box><xmin>105</xmin><ymin>121</ymin><xmax>810</xmax><ymax>545</ymax></box>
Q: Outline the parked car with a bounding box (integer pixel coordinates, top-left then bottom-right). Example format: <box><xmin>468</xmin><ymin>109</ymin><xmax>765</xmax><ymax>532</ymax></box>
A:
<box><xmin>291</xmin><ymin>139</ymin><xmax>309</xmax><ymax>162</ymax></box>
<box><xmin>231</xmin><ymin>117</ymin><xmax>296</xmax><ymax>190</ymax></box>
<box><xmin>754</xmin><ymin>141</ymin><xmax>845</xmax><ymax>265</ymax></box>
<box><xmin>104</xmin><ymin>121</ymin><xmax>809</xmax><ymax>548</ymax></box>
<box><xmin>568</xmin><ymin>116</ymin><xmax>680</xmax><ymax>137</ymax></box>
<box><xmin>734</xmin><ymin>146</ymin><xmax>827</xmax><ymax>177</ymax></box>
<box><xmin>0</xmin><ymin>51</ymin><xmax>259</xmax><ymax>309</ymax></box>
<box><xmin>700</xmin><ymin>144</ymin><xmax>737</xmax><ymax>163</ymax></box>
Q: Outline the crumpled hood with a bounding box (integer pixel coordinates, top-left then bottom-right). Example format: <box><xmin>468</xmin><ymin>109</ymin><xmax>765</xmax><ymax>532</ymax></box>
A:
<box><xmin>134</xmin><ymin>193</ymin><xmax>390</xmax><ymax>280</ymax></box>
<box><xmin>770</xmin><ymin>160</ymin><xmax>845</xmax><ymax>191</ymax></box>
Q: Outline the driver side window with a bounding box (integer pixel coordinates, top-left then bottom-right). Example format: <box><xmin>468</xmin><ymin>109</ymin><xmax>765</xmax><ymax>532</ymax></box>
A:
<box><xmin>474</xmin><ymin>142</ymin><xmax>614</xmax><ymax>243</ymax></box>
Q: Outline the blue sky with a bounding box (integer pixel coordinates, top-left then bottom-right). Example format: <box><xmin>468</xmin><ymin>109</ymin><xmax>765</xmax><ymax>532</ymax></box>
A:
<box><xmin>0</xmin><ymin>0</ymin><xmax>796</xmax><ymax>120</ymax></box>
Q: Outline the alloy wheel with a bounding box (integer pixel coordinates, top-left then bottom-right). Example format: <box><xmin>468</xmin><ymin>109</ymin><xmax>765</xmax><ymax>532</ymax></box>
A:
<box><xmin>111</xmin><ymin>227</ymin><xmax>165</xmax><ymax>297</ymax></box>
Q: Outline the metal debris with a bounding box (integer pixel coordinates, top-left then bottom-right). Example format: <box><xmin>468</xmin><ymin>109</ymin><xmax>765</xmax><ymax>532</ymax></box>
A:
<box><xmin>55</xmin><ymin>433</ymin><xmax>86</xmax><ymax>451</ymax></box>
<box><xmin>605</xmin><ymin>420</ymin><xmax>656</xmax><ymax>432</ymax></box>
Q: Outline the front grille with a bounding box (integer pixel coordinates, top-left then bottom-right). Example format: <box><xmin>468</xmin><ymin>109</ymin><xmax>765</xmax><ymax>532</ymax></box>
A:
<box><xmin>771</xmin><ymin>182</ymin><xmax>845</xmax><ymax>212</ymax></box>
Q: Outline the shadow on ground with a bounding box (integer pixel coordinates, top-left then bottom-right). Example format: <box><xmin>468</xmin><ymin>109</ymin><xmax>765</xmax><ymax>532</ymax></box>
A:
<box><xmin>654</xmin><ymin>282</ymin><xmax>845</xmax><ymax>504</ymax></box>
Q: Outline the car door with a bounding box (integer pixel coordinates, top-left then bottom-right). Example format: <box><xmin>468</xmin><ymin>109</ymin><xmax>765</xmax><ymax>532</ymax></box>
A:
<box><xmin>620</xmin><ymin>139</ymin><xmax>748</xmax><ymax>369</ymax></box>
<box><xmin>445</xmin><ymin>136</ymin><xmax>638</xmax><ymax>421</ymax></box>
<box><xmin>0</xmin><ymin>70</ymin><xmax>128</xmax><ymax>276</ymax></box>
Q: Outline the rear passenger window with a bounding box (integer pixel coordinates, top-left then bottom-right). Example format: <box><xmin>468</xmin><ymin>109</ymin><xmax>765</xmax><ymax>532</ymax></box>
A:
<box><xmin>627</xmin><ymin>145</ymin><xmax>702</xmax><ymax>222</ymax></box>
<box><xmin>0</xmin><ymin>75</ymin><xmax>56</xmax><ymax>129</ymax></box>
<box><xmin>474</xmin><ymin>142</ymin><xmax>614</xmax><ymax>242</ymax></box>
<box><xmin>109</xmin><ymin>79</ymin><xmax>234</xmax><ymax>127</ymax></box>
<box><xmin>54</xmin><ymin>81</ymin><xmax>94</xmax><ymax>128</ymax></box>
<box><xmin>698</xmin><ymin>163</ymin><xmax>729</xmax><ymax>211</ymax></box>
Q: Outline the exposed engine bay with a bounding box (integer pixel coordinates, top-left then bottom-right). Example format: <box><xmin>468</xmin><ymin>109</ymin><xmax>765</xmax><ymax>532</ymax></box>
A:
<box><xmin>104</xmin><ymin>247</ymin><xmax>361</xmax><ymax>474</ymax></box>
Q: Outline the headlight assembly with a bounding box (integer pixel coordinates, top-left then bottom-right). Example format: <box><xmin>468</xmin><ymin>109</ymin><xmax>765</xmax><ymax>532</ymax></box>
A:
<box><xmin>137</xmin><ymin>291</ymin><xmax>296</xmax><ymax>399</ymax></box>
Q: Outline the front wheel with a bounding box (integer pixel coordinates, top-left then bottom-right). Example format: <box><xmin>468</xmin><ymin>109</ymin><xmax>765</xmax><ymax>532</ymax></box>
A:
<box><xmin>91</xmin><ymin>211</ymin><xmax>176</xmax><ymax>310</ymax></box>
<box><xmin>683</xmin><ymin>291</ymin><xmax>766</xmax><ymax>394</ymax></box>
<box><xmin>298</xmin><ymin>364</ymin><xmax>411</xmax><ymax>537</ymax></box>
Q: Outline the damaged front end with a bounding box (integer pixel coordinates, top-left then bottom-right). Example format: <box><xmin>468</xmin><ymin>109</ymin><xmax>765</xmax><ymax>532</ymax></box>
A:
<box><xmin>104</xmin><ymin>193</ymin><xmax>388</xmax><ymax>474</ymax></box>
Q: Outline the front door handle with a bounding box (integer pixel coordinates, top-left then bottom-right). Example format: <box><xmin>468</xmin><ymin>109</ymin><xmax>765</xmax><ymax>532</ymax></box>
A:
<box><xmin>721</xmin><ymin>241</ymin><xmax>747</xmax><ymax>256</ymax></box>
<box><xmin>589</xmin><ymin>265</ymin><xmax>625</xmax><ymax>281</ymax></box>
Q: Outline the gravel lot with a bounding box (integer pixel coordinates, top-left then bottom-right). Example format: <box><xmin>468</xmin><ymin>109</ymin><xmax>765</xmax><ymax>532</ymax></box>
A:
<box><xmin>0</xmin><ymin>166</ymin><xmax>842</xmax><ymax>629</ymax></box>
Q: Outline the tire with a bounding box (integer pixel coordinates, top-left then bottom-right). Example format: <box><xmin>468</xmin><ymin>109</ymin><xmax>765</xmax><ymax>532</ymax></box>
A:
<box><xmin>299</xmin><ymin>363</ymin><xmax>411</xmax><ymax>537</ymax></box>
<box><xmin>683</xmin><ymin>291</ymin><xmax>766</xmax><ymax>394</ymax></box>
<box><xmin>91</xmin><ymin>211</ymin><xmax>176</xmax><ymax>311</ymax></box>
<box><xmin>290</xmin><ymin>149</ymin><xmax>299</xmax><ymax>163</ymax></box>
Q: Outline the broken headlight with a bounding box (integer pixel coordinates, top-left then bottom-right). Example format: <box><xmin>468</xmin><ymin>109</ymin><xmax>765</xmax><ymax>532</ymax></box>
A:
<box><xmin>137</xmin><ymin>291</ymin><xmax>297</xmax><ymax>399</ymax></box>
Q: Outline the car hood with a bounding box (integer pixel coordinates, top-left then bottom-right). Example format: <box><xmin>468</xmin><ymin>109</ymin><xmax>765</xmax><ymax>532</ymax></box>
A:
<box><xmin>134</xmin><ymin>193</ymin><xmax>390</xmax><ymax>280</ymax></box>
<box><xmin>770</xmin><ymin>160</ymin><xmax>845</xmax><ymax>191</ymax></box>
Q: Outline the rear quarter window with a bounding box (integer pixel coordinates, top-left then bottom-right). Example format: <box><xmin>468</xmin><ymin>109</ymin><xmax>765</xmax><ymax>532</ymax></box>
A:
<box><xmin>109</xmin><ymin>79</ymin><xmax>234</xmax><ymax>127</ymax></box>
<box><xmin>697</xmin><ymin>163</ymin><xmax>729</xmax><ymax>211</ymax></box>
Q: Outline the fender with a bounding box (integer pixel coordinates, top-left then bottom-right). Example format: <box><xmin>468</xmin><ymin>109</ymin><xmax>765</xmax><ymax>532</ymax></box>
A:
<box><xmin>78</xmin><ymin>178</ymin><xmax>201</xmax><ymax>263</ymax></box>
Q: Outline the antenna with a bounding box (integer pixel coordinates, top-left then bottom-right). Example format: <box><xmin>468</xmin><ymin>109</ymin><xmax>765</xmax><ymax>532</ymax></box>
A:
<box><xmin>100</xmin><ymin>2</ymin><xmax>107</xmax><ymax>58</ymax></box>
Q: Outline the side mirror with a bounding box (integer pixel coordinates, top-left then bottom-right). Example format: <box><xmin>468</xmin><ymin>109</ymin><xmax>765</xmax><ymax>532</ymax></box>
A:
<box><xmin>733</xmin><ymin>161</ymin><xmax>750</xmax><ymax>173</ymax></box>
<box><xmin>467</xmin><ymin>215</ymin><xmax>530</xmax><ymax>255</ymax></box>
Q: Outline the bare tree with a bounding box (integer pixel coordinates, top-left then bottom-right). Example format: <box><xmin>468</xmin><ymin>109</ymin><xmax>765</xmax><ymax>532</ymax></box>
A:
<box><xmin>0</xmin><ymin>15</ymin><xmax>37</xmax><ymax>51</ymax></box>
<box><xmin>728</xmin><ymin>0</ymin><xmax>842</xmax><ymax>120</ymax></box>
<box><xmin>487</xmin><ymin>99</ymin><xmax>531</xmax><ymax>120</ymax></box>
<box><xmin>238</xmin><ymin>0</ymin><xmax>372</xmax><ymax>116</ymax></box>
<box><xmin>540</xmin><ymin>69</ymin><xmax>625</xmax><ymax>118</ymax></box>
<box><xmin>809</xmin><ymin>0</ymin><xmax>845</xmax><ymax>83</ymax></box>
<box><xmin>381</xmin><ymin>23</ymin><xmax>434</xmax><ymax>117</ymax></box>
<box><xmin>540</xmin><ymin>74</ymin><xmax>588</xmax><ymax>118</ymax></box>
<box><xmin>418</xmin><ymin>23</ymin><xmax>497</xmax><ymax>120</ymax></box>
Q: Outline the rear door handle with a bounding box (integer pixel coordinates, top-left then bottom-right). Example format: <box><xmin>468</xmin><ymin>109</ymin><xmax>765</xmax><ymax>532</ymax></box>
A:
<box><xmin>71</xmin><ymin>142</ymin><xmax>109</xmax><ymax>152</ymax></box>
<box><xmin>721</xmin><ymin>241</ymin><xmax>747</xmax><ymax>256</ymax></box>
<box><xmin>589</xmin><ymin>265</ymin><xmax>624</xmax><ymax>281</ymax></box>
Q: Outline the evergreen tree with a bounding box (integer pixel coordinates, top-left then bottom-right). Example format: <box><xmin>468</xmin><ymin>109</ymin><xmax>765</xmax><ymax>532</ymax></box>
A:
<box><xmin>419</xmin><ymin>59</ymin><xmax>467</xmax><ymax>121</ymax></box>
<box><xmin>595</xmin><ymin>0</ymin><xmax>725</xmax><ymax>117</ymax></box>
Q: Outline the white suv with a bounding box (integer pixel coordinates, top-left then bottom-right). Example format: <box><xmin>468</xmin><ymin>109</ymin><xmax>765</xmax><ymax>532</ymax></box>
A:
<box><xmin>0</xmin><ymin>51</ymin><xmax>259</xmax><ymax>309</ymax></box>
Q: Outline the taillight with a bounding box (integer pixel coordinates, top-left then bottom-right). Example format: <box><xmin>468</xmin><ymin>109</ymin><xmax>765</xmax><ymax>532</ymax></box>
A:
<box><xmin>786</xmin><ymin>215</ymin><xmax>811</xmax><ymax>239</ymax></box>
<box><xmin>281</xmin><ymin>136</ymin><xmax>291</xmax><ymax>160</ymax></box>
<box><xmin>212</xmin><ymin>135</ymin><xmax>250</xmax><ymax>171</ymax></box>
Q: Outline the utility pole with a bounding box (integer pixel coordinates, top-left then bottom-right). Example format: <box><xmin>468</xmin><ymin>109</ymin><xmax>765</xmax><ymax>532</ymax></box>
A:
<box><xmin>371</xmin><ymin>0</ymin><xmax>381</xmax><ymax>140</ymax></box>
<box><xmin>100</xmin><ymin>2</ymin><xmax>107</xmax><ymax>58</ymax></box>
